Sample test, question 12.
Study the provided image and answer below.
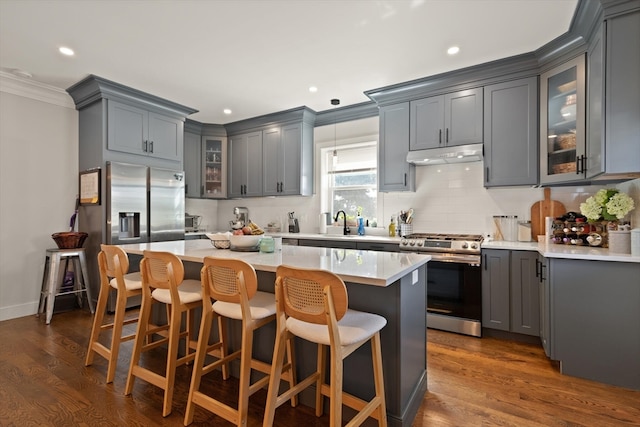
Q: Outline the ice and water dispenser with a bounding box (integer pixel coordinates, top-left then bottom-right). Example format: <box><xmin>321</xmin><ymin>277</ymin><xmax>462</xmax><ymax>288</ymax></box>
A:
<box><xmin>119</xmin><ymin>212</ymin><xmax>140</xmax><ymax>239</ymax></box>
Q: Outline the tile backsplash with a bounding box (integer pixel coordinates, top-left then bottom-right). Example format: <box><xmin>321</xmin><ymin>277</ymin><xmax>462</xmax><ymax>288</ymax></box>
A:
<box><xmin>186</xmin><ymin>160</ymin><xmax>639</xmax><ymax>238</ymax></box>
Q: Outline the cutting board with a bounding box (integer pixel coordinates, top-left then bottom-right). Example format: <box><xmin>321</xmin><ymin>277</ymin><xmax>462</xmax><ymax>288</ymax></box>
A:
<box><xmin>530</xmin><ymin>188</ymin><xmax>566</xmax><ymax>240</ymax></box>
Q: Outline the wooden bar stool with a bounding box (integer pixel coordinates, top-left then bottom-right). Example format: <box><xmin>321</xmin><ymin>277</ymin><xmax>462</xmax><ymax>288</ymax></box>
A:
<box><xmin>125</xmin><ymin>250</ymin><xmax>202</xmax><ymax>417</ymax></box>
<box><xmin>184</xmin><ymin>257</ymin><xmax>297</xmax><ymax>427</ymax></box>
<box><xmin>85</xmin><ymin>244</ymin><xmax>143</xmax><ymax>384</ymax></box>
<box><xmin>263</xmin><ymin>265</ymin><xmax>388</xmax><ymax>427</ymax></box>
<box><xmin>38</xmin><ymin>248</ymin><xmax>95</xmax><ymax>324</ymax></box>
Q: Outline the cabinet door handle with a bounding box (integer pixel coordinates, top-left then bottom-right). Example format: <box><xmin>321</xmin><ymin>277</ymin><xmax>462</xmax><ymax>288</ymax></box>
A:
<box><xmin>485</xmin><ymin>167</ymin><xmax>489</xmax><ymax>183</ymax></box>
<box><xmin>439</xmin><ymin>129</ymin><xmax>442</xmax><ymax>145</ymax></box>
<box><xmin>540</xmin><ymin>263</ymin><xmax>547</xmax><ymax>281</ymax></box>
<box><xmin>535</xmin><ymin>258</ymin><xmax>541</xmax><ymax>279</ymax></box>
<box><xmin>446</xmin><ymin>128</ymin><xmax>449</xmax><ymax>144</ymax></box>
<box><xmin>149</xmin><ymin>141</ymin><xmax>154</xmax><ymax>153</ymax></box>
<box><xmin>483</xmin><ymin>254</ymin><xmax>487</xmax><ymax>270</ymax></box>
<box><xmin>404</xmin><ymin>173</ymin><xmax>407</xmax><ymax>186</ymax></box>
<box><xmin>143</xmin><ymin>140</ymin><xmax>148</xmax><ymax>152</ymax></box>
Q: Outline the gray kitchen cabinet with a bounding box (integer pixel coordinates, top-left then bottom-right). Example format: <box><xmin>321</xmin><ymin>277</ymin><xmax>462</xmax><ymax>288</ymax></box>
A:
<box><xmin>356</xmin><ymin>242</ymin><xmax>400</xmax><ymax>252</ymax></box>
<box><xmin>298</xmin><ymin>239</ymin><xmax>358</xmax><ymax>249</ymax></box>
<box><xmin>482</xmin><ymin>249</ymin><xmax>540</xmax><ymax>336</ymax></box>
<box><xmin>536</xmin><ymin>255</ymin><xmax>552</xmax><ymax>358</ymax></box>
<box><xmin>481</xmin><ymin>249</ymin><xmax>510</xmax><ymax>331</ymax></box>
<box><xmin>378</xmin><ymin>103</ymin><xmax>415</xmax><ymax>192</ymax></box>
<box><xmin>601</xmin><ymin>10</ymin><xmax>640</xmax><ymax>178</ymax></box>
<box><xmin>262</xmin><ymin>127</ymin><xmax>282</xmax><ymax>196</ymax></box>
<box><xmin>586</xmin><ymin>22</ymin><xmax>604</xmax><ymax>179</ymax></box>
<box><xmin>539</xmin><ymin>55</ymin><xmax>586</xmax><ymax>184</ymax></box>
<box><xmin>107</xmin><ymin>100</ymin><xmax>183</xmax><ymax>161</ymax></box>
<box><xmin>409</xmin><ymin>88</ymin><xmax>483</xmax><ymax>150</ymax></box>
<box><xmin>484</xmin><ymin>77</ymin><xmax>538</xmax><ymax>187</ymax></box>
<box><xmin>549</xmin><ymin>258</ymin><xmax>640</xmax><ymax>390</ymax></box>
<box><xmin>184</xmin><ymin>130</ymin><xmax>202</xmax><ymax>198</ymax></box>
<box><xmin>202</xmin><ymin>136</ymin><xmax>227</xmax><ymax>198</ymax></box>
<box><xmin>262</xmin><ymin>123</ymin><xmax>313</xmax><ymax>196</ymax></box>
<box><xmin>228</xmin><ymin>131</ymin><xmax>263</xmax><ymax>198</ymax></box>
<box><xmin>510</xmin><ymin>251</ymin><xmax>539</xmax><ymax>336</ymax></box>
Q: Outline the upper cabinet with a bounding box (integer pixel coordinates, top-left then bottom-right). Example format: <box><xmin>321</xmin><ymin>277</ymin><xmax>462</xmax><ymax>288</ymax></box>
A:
<box><xmin>202</xmin><ymin>136</ymin><xmax>227</xmax><ymax>198</ymax></box>
<box><xmin>107</xmin><ymin>100</ymin><xmax>183</xmax><ymax>161</ymax></box>
<box><xmin>539</xmin><ymin>55</ymin><xmax>586</xmax><ymax>185</ymax></box>
<box><xmin>68</xmin><ymin>75</ymin><xmax>197</xmax><ymax>171</ymax></box>
<box><xmin>484</xmin><ymin>77</ymin><xmax>538</xmax><ymax>187</ymax></box>
<box><xmin>379</xmin><ymin>103</ymin><xmax>415</xmax><ymax>192</ymax></box>
<box><xmin>598</xmin><ymin>10</ymin><xmax>640</xmax><ymax>179</ymax></box>
<box><xmin>228</xmin><ymin>131</ymin><xmax>263</xmax><ymax>198</ymax></box>
<box><xmin>263</xmin><ymin>123</ymin><xmax>314</xmax><ymax>196</ymax></box>
<box><xmin>226</xmin><ymin>107</ymin><xmax>315</xmax><ymax>198</ymax></box>
<box><xmin>184</xmin><ymin>123</ymin><xmax>228</xmax><ymax>199</ymax></box>
<box><xmin>410</xmin><ymin>88</ymin><xmax>483</xmax><ymax>150</ymax></box>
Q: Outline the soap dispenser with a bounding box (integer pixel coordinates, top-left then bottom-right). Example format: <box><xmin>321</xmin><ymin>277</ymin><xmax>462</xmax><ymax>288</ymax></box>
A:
<box><xmin>357</xmin><ymin>211</ymin><xmax>365</xmax><ymax>236</ymax></box>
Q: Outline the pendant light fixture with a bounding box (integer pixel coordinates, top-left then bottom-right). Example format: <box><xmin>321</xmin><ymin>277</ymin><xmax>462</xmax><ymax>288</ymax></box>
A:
<box><xmin>331</xmin><ymin>98</ymin><xmax>340</xmax><ymax>166</ymax></box>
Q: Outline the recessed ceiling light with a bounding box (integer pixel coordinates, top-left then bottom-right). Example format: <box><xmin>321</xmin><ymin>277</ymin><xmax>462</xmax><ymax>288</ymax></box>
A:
<box><xmin>59</xmin><ymin>46</ymin><xmax>75</xmax><ymax>56</ymax></box>
<box><xmin>447</xmin><ymin>46</ymin><xmax>460</xmax><ymax>55</ymax></box>
<box><xmin>309</xmin><ymin>86</ymin><xmax>318</xmax><ymax>93</ymax></box>
<box><xmin>223</xmin><ymin>109</ymin><xmax>232</xmax><ymax>115</ymax></box>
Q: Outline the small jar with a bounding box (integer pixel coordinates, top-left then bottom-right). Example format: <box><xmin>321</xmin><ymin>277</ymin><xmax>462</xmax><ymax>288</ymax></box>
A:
<box><xmin>260</xmin><ymin>236</ymin><xmax>274</xmax><ymax>253</ymax></box>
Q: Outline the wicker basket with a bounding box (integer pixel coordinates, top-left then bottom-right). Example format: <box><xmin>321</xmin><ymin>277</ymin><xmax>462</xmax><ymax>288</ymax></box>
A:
<box><xmin>52</xmin><ymin>232</ymin><xmax>88</xmax><ymax>249</ymax></box>
<box><xmin>210</xmin><ymin>240</ymin><xmax>231</xmax><ymax>249</ymax></box>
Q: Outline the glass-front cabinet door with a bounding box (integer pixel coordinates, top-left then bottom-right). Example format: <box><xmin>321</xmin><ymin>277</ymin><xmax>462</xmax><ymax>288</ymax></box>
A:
<box><xmin>540</xmin><ymin>55</ymin><xmax>586</xmax><ymax>184</ymax></box>
<box><xmin>202</xmin><ymin>137</ymin><xmax>227</xmax><ymax>198</ymax></box>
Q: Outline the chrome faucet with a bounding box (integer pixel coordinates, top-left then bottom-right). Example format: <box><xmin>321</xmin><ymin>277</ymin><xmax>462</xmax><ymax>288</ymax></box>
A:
<box><xmin>334</xmin><ymin>210</ymin><xmax>350</xmax><ymax>235</ymax></box>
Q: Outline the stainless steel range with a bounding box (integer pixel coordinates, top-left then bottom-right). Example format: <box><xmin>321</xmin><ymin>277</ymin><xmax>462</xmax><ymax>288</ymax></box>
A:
<box><xmin>400</xmin><ymin>233</ymin><xmax>483</xmax><ymax>337</ymax></box>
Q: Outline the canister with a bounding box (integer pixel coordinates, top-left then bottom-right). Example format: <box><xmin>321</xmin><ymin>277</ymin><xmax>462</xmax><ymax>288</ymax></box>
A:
<box><xmin>260</xmin><ymin>236</ymin><xmax>275</xmax><ymax>253</ymax></box>
<box><xmin>517</xmin><ymin>220</ymin><xmax>531</xmax><ymax>242</ymax></box>
<box><xmin>493</xmin><ymin>215</ymin><xmax>518</xmax><ymax>241</ymax></box>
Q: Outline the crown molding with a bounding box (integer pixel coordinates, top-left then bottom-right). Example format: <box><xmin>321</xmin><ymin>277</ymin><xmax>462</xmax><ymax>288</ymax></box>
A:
<box><xmin>0</xmin><ymin>71</ymin><xmax>75</xmax><ymax>109</ymax></box>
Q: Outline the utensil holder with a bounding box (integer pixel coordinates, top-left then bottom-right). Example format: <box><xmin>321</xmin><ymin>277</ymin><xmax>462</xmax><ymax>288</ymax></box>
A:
<box><xmin>400</xmin><ymin>223</ymin><xmax>412</xmax><ymax>237</ymax></box>
<box><xmin>609</xmin><ymin>231</ymin><xmax>631</xmax><ymax>254</ymax></box>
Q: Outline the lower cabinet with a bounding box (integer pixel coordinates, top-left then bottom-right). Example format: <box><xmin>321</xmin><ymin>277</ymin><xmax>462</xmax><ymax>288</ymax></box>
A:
<box><xmin>548</xmin><ymin>257</ymin><xmax>640</xmax><ymax>390</ymax></box>
<box><xmin>297</xmin><ymin>239</ymin><xmax>400</xmax><ymax>252</ymax></box>
<box><xmin>482</xmin><ymin>249</ymin><xmax>540</xmax><ymax>336</ymax></box>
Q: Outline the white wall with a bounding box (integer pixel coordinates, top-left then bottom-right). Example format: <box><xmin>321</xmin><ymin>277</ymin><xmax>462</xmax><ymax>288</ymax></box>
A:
<box><xmin>0</xmin><ymin>72</ymin><xmax>79</xmax><ymax>321</ymax></box>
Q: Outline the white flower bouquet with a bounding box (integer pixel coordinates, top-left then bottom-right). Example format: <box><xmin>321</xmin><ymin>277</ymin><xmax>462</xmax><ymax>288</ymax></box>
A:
<box><xmin>580</xmin><ymin>189</ymin><xmax>635</xmax><ymax>222</ymax></box>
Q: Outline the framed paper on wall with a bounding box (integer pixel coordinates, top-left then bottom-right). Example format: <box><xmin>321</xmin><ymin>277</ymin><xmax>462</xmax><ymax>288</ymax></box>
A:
<box><xmin>79</xmin><ymin>168</ymin><xmax>101</xmax><ymax>205</ymax></box>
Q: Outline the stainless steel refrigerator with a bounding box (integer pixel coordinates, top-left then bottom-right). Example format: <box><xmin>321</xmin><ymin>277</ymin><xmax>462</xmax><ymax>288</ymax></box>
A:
<box><xmin>82</xmin><ymin>161</ymin><xmax>185</xmax><ymax>311</ymax></box>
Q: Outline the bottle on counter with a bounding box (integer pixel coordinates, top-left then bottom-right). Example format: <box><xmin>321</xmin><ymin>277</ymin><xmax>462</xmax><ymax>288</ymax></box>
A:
<box><xmin>388</xmin><ymin>216</ymin><xmax>396</xmax><ymax>237</ymax></box>
<box><xmin>357</xmin><ymin>212</ymin><xmax>365</xmax><ymax>236</ymax></box>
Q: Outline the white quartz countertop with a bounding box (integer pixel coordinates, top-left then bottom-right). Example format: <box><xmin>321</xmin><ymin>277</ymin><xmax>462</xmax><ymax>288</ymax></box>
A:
<box><xmin>118</xmin><ymin>239</ymin><xmax>430</xmax><ymax>286</ymax></box>
<box><xmin>252</xmin><ymin>232</ymin><xmax>401</xmax><ymax>244</ymax></box>
<box><xmin>482</xmin><ymin>240</ymin><xmax>640</xmax><ymax>263</ymax></box>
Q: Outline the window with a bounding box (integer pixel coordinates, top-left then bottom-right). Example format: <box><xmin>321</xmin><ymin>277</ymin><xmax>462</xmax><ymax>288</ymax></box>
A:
<box><xmin>321</xmin><ymin>141</ymin><xmax>378</xmax><ymax>223</ymax></box>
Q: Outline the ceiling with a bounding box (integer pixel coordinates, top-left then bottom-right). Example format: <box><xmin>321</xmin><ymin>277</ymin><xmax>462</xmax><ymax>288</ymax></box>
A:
<box><xmin>0</xmin><ymin>0</ymin><xmax>578</xmax><ymax>124</ymax></box>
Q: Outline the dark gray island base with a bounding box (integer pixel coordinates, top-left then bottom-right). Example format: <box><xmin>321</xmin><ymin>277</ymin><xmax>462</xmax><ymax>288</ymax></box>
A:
<box><xmin>123</xmin><ymin>241</ymin><xmax>429</xmax><ymax>426</ymax></box>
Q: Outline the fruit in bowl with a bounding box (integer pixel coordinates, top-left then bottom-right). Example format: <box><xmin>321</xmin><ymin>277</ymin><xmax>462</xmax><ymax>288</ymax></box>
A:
<box><xmin>229</xmin><ymin>234</ymin><xmax>261</xmax><ymax>248</ymax></box>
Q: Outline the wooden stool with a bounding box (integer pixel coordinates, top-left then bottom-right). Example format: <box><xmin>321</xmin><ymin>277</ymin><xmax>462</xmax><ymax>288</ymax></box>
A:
<box><xmin>38</xmin><ymin>248</ymin><xmax>95</xmax><ymax>324</ymax></box>
<box><xmin>184</xmin><ymin>257</ymin><xmax>297</xmax><ymax>427</ymax></box>
<box><xmin>263</xmin><ymin>265</ymin><xmax>388</xmax><ymax>427</ymax></box>
<box><xmin>85</xmin><ymin>244</ymin><xmax>143</xmax><ymax>384</ymax></box>
<box><xmin>125</xmin><ymin>250</ymin><xmax>202</xmax><ymax>417</ymax></box>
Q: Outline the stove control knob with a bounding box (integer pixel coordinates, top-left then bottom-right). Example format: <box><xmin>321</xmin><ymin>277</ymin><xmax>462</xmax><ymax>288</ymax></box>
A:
<box><xmin>417</xmin><ymin>241</ymin><xmax>423</xmax><ymax>246</ymax></box>
<box><xmin>462</xmin><ymin>243</ymin><xmax>469</xmax><ymax>249</ymax></box>
<box><xmin>401</xmin><ymin>240</ymin><xmax>408</xmax><ymax>246</ymax></box>
<box><xmin>409</xmin><ymin>241</ymin><xmax>416</xmax><ymax>246</ymax></box>
<box><xmin>471</xmin><ymin>243</ymin><xmax>478</xmax><ymax>249</ymax></box>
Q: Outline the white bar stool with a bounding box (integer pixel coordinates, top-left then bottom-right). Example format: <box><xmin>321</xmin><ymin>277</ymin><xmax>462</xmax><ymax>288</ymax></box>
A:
<box><xmin>38</xmin><ymin>248</ymin><xmax>95</xmax><ymax>324</ymax></box>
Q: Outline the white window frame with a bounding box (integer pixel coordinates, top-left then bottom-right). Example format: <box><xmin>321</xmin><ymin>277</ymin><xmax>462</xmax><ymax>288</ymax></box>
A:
<box><xmin>318</xmin><ymin>137</ymin><xmax>381</xmax><ymax>224</ymax></box>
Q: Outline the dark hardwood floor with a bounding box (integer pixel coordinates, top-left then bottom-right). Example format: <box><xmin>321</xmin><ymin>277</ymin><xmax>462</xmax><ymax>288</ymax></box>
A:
<box><xmin>1</xmin><ymin>308</ymin><xmax>638</xmax><ymax>426</ymax></box>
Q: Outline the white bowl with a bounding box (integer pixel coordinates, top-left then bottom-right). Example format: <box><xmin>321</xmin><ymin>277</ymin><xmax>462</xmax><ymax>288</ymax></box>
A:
<box><xmin>229</xmin><ymin>234</ymin><xmax>261</xmax><ymax>248</ymax></box>
<box><xmin>206</xmin><ymin>233</ymin><xmax>230</xmax><ymax>241</ymax></box>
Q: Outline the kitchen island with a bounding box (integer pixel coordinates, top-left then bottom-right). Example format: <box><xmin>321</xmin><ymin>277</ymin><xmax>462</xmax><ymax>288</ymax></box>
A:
<box><xmin>118</xmin><ymin>239</ymin><xmax>430</xmax><ymax>427</ymax></box>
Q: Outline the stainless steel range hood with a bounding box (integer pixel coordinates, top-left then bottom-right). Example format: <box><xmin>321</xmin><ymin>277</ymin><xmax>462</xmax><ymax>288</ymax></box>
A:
<box><xmin>406</xmin><ymin>143</ymin><xmax>484</xmax><ymax>165</ymax></box>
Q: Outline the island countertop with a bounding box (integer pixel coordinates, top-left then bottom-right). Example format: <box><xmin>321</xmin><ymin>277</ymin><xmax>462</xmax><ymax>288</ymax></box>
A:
<box><xmin>117</xmin><ymin>239</ymin><xmax>430</xmax><ymax>287</ymax></box>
